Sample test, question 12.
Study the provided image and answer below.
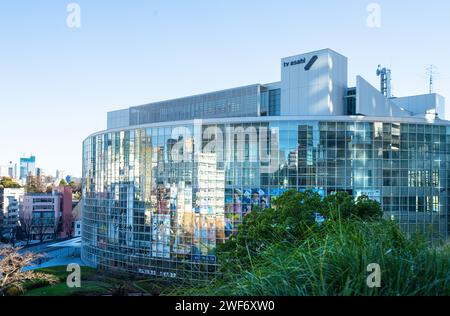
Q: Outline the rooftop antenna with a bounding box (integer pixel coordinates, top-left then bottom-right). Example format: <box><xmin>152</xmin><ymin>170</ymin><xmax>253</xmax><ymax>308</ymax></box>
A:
<box><xmin>426</xmin><ymin>65</ymin><xmax>438</xmax><ymax>94</ymax></box>
<box><xmin>376</xmin><ymin>65</ymin><xmax>392</xmax><ymax>98</ymax></box>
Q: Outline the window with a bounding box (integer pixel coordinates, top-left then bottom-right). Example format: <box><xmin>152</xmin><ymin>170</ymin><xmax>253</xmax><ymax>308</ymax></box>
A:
<box><xmin>260</xmin><ymin>90</ymin><xmax>268</xmax><ymax>116</ymax></box>
<box><xmin>269</xmin><ymin>89</ymin><xmax>281</xmax><ymax>116</ymax></box>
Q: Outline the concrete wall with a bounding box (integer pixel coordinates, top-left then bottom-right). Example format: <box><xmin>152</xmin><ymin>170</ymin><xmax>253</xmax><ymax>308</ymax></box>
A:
<box><xmin>356</xmin><ymin>76</ymin><xmax>408</xmax><ymax>118</ymax></box>
<box><xmin>281</xmin><ymin>49</ymin><xmax>347</xmax><ymax>116</ymax></box>
<box><xmin>392</xmin><ymin>93</ymin><xmax>447</xmax><ymax>120</ymax></box>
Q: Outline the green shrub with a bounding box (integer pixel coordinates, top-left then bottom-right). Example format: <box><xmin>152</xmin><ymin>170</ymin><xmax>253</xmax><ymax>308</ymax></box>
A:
<box><xmin>206</xmin><ymin>190</ymin><xmax>450</xmax><ymax>296</ymax></box>
<box><xmin>5</xmin><ymin>286</ymin><xmax>24</xmax><ymax>297</ymax></box>
<box><xmin>218</xmin><ymin>190</ymin><xmax>383</xmax><ymax>271</ymax></box>
<box><xmin>23</xmin><ymin>279</ymin><xmax>53</xmax><ymax>291</ymax></box>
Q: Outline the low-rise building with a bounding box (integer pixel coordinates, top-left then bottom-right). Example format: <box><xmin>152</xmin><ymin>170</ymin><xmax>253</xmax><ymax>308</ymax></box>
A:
<box><xmin>72</xmin><ymin>200</ymin><xmax>82</xmax><ymax>237</ymax></box>
<box><xmin>21</xmin><ymin>186</ymin><xmax>73</xmax><ymax>242</ymax></box>
<box><xmin>59</xmin><ymin>186</ymin><xmax>73</xmax><ymax>238</ymax></box>
<box><xmin>22</xmin><ymin>193</ymin><xmax>61</xmax><ymax>242</ymax></box>
<box><xmin>0</xmin><ymin>187</ymin><xmax>24</xmax><ymax>237</ymax></box>
<box><xmin>74</xmin><ymin>220</ymin><xmax>82</xmax><ymax>237</ymax></box>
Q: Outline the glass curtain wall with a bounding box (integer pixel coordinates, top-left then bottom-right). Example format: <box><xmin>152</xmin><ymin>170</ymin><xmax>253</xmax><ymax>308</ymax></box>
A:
<box><xmin>82</xmin><ymin>121</ymin><xmax>450</xmax><ymax>280</ymax></box>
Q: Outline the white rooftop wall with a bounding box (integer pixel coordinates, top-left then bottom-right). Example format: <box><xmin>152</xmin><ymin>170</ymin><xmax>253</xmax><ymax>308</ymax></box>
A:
<box><xmin>356</xmin><ymin>76</ymin><xmax>409</xmax><ymax>118</ymax></box>
<box><xmin>280</xmin><ymin>49</ymin><xmax>347</xmax><ymax>116</ymax></box>
<box><xmin>391</xmin><ymin>93</ymin><xmax>447</xmax><ymax>120</ymax></box>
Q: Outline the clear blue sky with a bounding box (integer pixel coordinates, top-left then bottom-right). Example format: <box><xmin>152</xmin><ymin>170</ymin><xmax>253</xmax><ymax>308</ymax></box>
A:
<box><xmin>0</xmin><ymin>0</ymin><xmax>449</xmax><ymax>177</ymax></box>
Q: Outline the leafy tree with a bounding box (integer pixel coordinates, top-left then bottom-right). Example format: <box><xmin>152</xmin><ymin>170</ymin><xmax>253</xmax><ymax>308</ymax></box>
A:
<box><xmin>59</xmin><ymin>179</ymin><xmax>68</xmax><ymax>186</ymax></box>
<box><xmin>68</xmin><ymin>180</ymin><xmax>82</xmax><ymax>200</ymax></box>
<box><xmin>354</xmin><ymin>195</ymin><xmax>383</xmax><ymax>219</ymax></box>
<box><xmin>69</xmin><ymin>181</ymin><xmax>78</xmax><ymax>190</ymax></box>
<box><xmin>205</xmin><ymin>218</ymin><xmax>449</xmax><ymax>296</ymax></box>
<box><xmin>46</xmin><ymin>185</ymin><xmax>53</xmax><ymax>194</ymax></box>
<box><xmin>25</xmin><ymin>176</ymin><xmax>45</xmax><ymax>193</ymax></box>
<box><xmin>218</xmin><ymin>190</ymin><xmax>383</xmax><ymax>270</ymax></box>
<box><xmin>0</xmin><ymin>177</ymin><xmax>21</xmax><ymax>189</ymax></box>
<box><xmin>202</xmin><ymin>191</ymin><xmax>450</xmax><ymax>296</ymax></box>
<box><xmin>322</xmin><ymin>191</ymin><xmax>383</xmax><ymax>220</ymax></box>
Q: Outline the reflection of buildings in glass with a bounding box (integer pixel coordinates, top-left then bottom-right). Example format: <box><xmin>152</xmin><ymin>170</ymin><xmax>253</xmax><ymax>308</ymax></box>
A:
<box><xmin>173</xmin><ymin>209</ymin><xmax>193</xmax><ymax>256</ymax></box>
<box><xmin>107</xmin><ymin>182</ymin><xmax>135</xmax><ymax>248</ymax></box>
<box><xmin>173</xmin><ymin>182</ymin><xmax>195</xmax><ymax>257</ymax></box>
<box><xmin>288</xmin><ymin>150</ymin><xmax>298</xmax><ymax>169</ymax></box>
<box><xmin>83</xmin><ymin>48</ymin><xmax>450</xmax><ymax>280</ymax></box>
<box><xmin>193</xmin><ymin>153</ymin><xmax>225</xmax><ymax>259</ymax></box>
<box><xmin>149</xmin><ymin>137</ymin><xmax>196</xmax><ymax>258</ymax></box>
<box><xmin>151</xmin><ymin>214</ymin><xmax>171</xmax><ymax>259</ymax></box>
<box><xmin>232</xmin><ymin>192</ymin><xmax>242</xmax><ymax>220</ymax></box>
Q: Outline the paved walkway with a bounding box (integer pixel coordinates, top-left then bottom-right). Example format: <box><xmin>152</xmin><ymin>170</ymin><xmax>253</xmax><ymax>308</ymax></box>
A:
<box><xmin>23</xmin><ymin>255</ymin><xmax>86</xmax><ymax>271</ymax></box>
<box><xmin>21</xmin><ymin>237</ymin><xmax>88</xmax><ymax>271</ymax></box>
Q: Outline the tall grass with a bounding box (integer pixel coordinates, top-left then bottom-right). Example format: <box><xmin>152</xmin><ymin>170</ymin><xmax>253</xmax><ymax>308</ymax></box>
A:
<box><xmin>182</xmin><ymin>219</ymin><xmax>450</xmax><ymax>296</ymax></box>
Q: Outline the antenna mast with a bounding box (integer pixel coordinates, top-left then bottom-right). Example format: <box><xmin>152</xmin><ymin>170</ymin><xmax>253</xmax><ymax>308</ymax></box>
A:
<box><xmin>426</xmin><ymin>65</ymin><xmax>438</xmax><ymax>94</ymax></box>
<box><xmin>376</xmin><ymin>65</ymin><xmax>392</xmax><ymax>98</ymax></box>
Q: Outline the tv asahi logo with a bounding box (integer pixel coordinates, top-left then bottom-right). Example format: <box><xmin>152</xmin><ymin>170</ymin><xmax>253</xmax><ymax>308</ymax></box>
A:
<box><xmin>283</xmin><ymin>55</ymin><xmax>318</xmax><ymax>71</ymax></box>
<box><xmin>283</xmin><ymin>58</ymin><xmax>306</xmax><ymax>67</ymax></box>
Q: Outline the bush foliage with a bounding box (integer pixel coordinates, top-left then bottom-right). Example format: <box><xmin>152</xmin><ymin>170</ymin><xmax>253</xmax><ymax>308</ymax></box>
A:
<box><xmin>195</xmin><ymin>190</ymin><xmax>450</xmax><ymax>296</ymax></box>
<box><xmin>218</xmin><ymin>190</ymin><xmax>384</xmax><ymax>270</ymax></box>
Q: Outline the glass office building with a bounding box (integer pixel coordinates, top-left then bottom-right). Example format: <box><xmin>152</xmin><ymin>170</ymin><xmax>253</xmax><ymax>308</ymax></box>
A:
<box><xmin>19</xmin><ymin>155</ymin><xmax>36</xmax><ymax>182</ymax></box>
<box><xmin>82</xmin><ymin>49</ymin><xmax>450</xmax><ymax>280</ymax></box>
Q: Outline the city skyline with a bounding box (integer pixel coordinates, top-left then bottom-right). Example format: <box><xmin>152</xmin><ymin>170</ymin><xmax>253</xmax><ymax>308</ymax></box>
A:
<box><xmin>1</xmin><ymin>0</ymin><xmax>450</xmax><ymax>176</ymax></box>
<box><xmin>0</xmin><ymin>154</ymin><xmax>73</xmax><ymax>180</ymax></box>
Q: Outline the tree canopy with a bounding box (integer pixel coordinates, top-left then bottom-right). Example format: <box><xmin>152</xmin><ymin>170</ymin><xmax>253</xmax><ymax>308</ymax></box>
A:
<box><xmin>0</xmin><ymin>177</ymin><xmax>21</xmax><ymax>189</ymax></box>
<box><xmin>219</xmin><ymin>190</ymin><xmax>383</xmax><ymax>268</ymax></box>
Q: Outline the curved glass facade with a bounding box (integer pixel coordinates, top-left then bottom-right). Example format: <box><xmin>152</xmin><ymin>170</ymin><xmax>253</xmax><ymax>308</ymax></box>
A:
<box><xmin>82</xmin><ymin>118</ymin><xmax>450</xmax><ymax>279</ymax></box>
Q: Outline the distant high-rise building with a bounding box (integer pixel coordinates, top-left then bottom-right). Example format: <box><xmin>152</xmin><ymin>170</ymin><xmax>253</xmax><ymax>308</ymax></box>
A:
<box><xmin>36</xmin><ymin>168</ymin><xmax>45</xmax><ymax>177</ymax></box>
<box><xmin>0</xmin><ymin>162</ymin><xmax>18</xmax><ymax>180</ymax></box>
<box><xmin>20</xmin><ymin>155</ymin><xmax>36</xmax><ymax>182</ymax></box>
<box><xmin>8</xmin><ymin>161</ymin><xmax>17</xmax><ymax>179</ymax></box>
<box><xmin>0</xmin><ymin>165</ymin><xmax>9</xmax><ymax>178</ymax></box>
<box><xmin>56</xmin><ymin>169</ymin><xmax>65</xmax><ymax>181</ymax></box>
